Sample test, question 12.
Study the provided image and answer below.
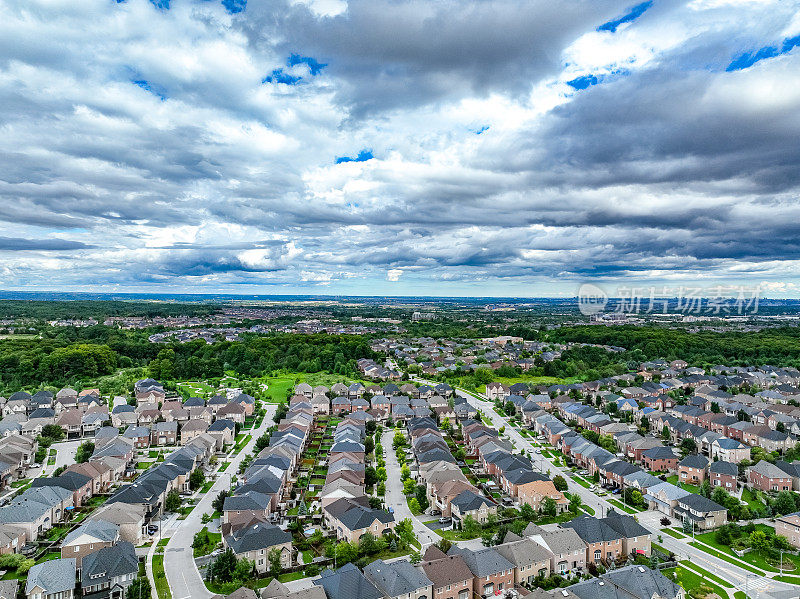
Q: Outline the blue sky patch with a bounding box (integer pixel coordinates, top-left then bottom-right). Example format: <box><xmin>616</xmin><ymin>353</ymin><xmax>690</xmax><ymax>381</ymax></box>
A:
<box><xmin>567</xmin><ymin>74</ymin><xmax>599</xmax><ymax>90</ymax></box>
<box><xmin>474</xmin><ymin>125</ymin><xmax>490</xmax><ymax>135</ymax></box>
<box><xmin>149</xmin><ymin>0</ymin><xmax>170</xmax><ymax>9</ymax></box>
<box><xmin>221</xmin><ymin>0</ymin><xmax>246</xmax><ymax>13</ymax></box>
<box><xmin>288</xmin><ymin>54</ymin><xmax>327</xmax><ymax>76</ymax></box>
<box><xmin>597</xmin><ymin>1</ymin><xmax>653</xmax><ymax>33</ymax></box>
<box><xmin>335</xmin><ymin>150</ymin><xmax>373</xmax><ymax>164</ymax></box>
<box><xmin>132</xmin><ymin>79</ymin><xmax>167</xmax><ymax>100</ymax></box>
<box><xmin>262</xmin><ymin>69</ymin><xmax>301</xmax><ymax>85</ymax></box>
<box><xmin>727</xmin><ymin>34</ymin><xmax>800</xmax><ymax>71</ymax></box>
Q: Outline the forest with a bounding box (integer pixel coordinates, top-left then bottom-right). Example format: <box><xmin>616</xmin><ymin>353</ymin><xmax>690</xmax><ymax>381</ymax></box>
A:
<box><xmin>0</xmin><ymin>299</ymin><xmax>219</xmax><ymax>320</ymax></box>
<box><xmin>542</xmin><ymin>325</ymin><xmax>800</xmax><ymax>369</ymax></box>
<box><xmin>0</xmin><ymin>327</ymin><xmax>374</xmax><ymax>394</ymax></box>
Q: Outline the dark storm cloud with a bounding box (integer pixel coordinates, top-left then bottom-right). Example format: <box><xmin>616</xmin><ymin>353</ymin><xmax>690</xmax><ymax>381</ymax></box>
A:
<box><xmin>241</xmin><ymin>0</ymin><xmax>628</xmax><ymax>116</ymax></box>
<box><xmin>0</xmin><ymin>237</ymin><xmax>95</xmax><ymax>251</ymax></box>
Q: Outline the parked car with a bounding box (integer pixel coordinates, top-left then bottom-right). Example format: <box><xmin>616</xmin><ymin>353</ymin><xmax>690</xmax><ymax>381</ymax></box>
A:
<box><xmin>438</xmin><ymin>517</ymin><xmax>451</xmax><ymax>524</ymax></box>
<box><xmin>612</xmin><ymin>488</ymin><xmax>621</xmax><ymax>494</ymax></box>
<box><xmin>147</xmin><ymin>525</ymin><xmax>159</xmax><ymax>535</ymax></box>
<box><xmin>430</xmin><ymin>509</ymin><xmax>441</xmax><ymax>516</ymax></box>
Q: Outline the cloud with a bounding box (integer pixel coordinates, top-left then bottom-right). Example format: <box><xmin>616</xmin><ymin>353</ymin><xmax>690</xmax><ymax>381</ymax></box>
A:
<box><xmin>0</xmin><ymin>0</ymin><xmax>798</xmax><ymax>295</ymax></box>
<box><xmin>0</xmin><ymin>237</ymin><xmax>95</xmax><ymax>251</ymax></box>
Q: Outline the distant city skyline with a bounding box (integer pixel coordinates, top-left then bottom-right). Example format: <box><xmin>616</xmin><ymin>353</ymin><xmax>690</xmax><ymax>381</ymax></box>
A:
<box><xmin>1</xmin><ymin>0</ymin><xmax>799</xmax><ymax>295</ymax></box>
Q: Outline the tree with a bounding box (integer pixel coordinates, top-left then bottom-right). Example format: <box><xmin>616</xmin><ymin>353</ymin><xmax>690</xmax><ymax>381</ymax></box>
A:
<box><xmin>408</xmin><ymin>498</ymin><xmax>421</xmax><ymax>514</ymax></box>
<box><xmin>750</xmin><ymin>530</ymin><xmax>771</xmax><ymax>554</ymax></box>
<box><xmin>462</xmin><ymin>515</ymin><xmax>479</xmax><ymax>537</ymax></box>
<box><xmin>127</xmin><ymin>577</ymin><xmax>151</xmax><ymax>599</ymax></box>
<box><xmin>400</xmin><ymin>464</ymin><xmax>411</xmax><ymax>481</ymax></box>
<box><xmin>520</xmin><ymin>502</ymin><xmax>536</xmax><ymax>522</ymax></box>
<box><xmin>436</xmin><ymin>538</ymin><xmax>452</xmax><ymax>553</ymax></box>
<box><xmin>569</xmin><ymin>494</ymin><xmax>583</xmax><ymax>514</ymax></box>
<box><xmin>42</xmin><ymin>424</ymin><xmax>65</xmax><ymax>441</ymax></box>
<box><xmin>233</xmin><ymin>557</ymin><xmax>254</xmax><ymax>582</ymax></box>
<box><xmin>661</xmin><ymin>425</ymin><xmax>671</xmax><ymax>441</ymax></box>
<box><xmin>268</xmin><ymin>548</ymin><xmax>283</xmax><ymax>575</ymax></box>
<box><xmin>542</xmin><ymin>497</ymin><xmax>558</xmax><ymax>517</ymax></box>
<box><xmin>189</xmin><ymin>469</ymin><xmax>206</xmax><ymax>491</ymax></box>
<box><xmin>165</xmin><ymin>489</ymin><xmax>182</xmax><ymax>512</ymax></box>
<box><xmin>365</xmin><ymin>466</ymin><xmax>378</xmax><ymax>487</ymax></box>
<box><xmin>680</xmin><ymin>438</ymin><xmax>697</xmax><ymax>456</ymax></box>
<box><xmin>392</xmin><ymin>431</ymin><xmax>406</xmax><ymax>449</ymax></box>
<box><xmin>403</xmin><ymin>478</ymin><xmax>416</xmax><ymax>495</ymax></box>
<box><xmin>774</xmin><ymin>490</ymin><xmax>797</xmax><ymax>516</ymax></box>
<box><xmin>210</xmin><ymin>548</ymin><xmax>237</xmax><ymax>582</ymax></box>
<box><xmin>364</xmin><ymin>437</ymin><xmax>375</xmax><ymax>455</ymax></box>
<box><xmin>376</xmin><ymin>466</ymin><xmax>387</xmax><ymax>482</ymax></box>
<box><xmin>415</xmin><ymin>485</ymin><xmax>429</xmax><ymax>511</ymax></box>
<box><xmin>552</xmin><ymin>475</ymin><xmax>568</xmax><ymax>492</ymax></box>
<box><xmin>75</xmin><ymin>441</ymin><xmax>94</xmax><ymax>463</ymax></box>
<box><xmin>212</xmin><ymin>490</ymin><xmax>228</xmax><ymax>513</ymax></box>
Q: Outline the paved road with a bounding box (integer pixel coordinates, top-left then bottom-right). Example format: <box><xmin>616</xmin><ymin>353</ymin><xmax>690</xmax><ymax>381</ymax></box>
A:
<box><xmin>51</xmin><ymin>439</ymin><xmax>81</xmax><ymax>473</ymax></box>
<box><xmin>163</xmin><ymin>404</ymin><xmax>277</xmax><ymax>599</ymax></box>
<box><xmin>381</xmin><ymin>429</ymin><xmax>440</xmax><ymax>550</ymax></box>
<box><xmin>442</xmin><ymin>382</ymin><xmax>799</xmax><ymax>599</ymax></box>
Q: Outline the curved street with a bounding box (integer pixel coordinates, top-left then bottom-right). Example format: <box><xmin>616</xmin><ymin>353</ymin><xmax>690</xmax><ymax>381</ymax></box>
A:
<box><xmin>453</xmin><ymin>385</ymin><xmax>799</xmax><ymax>599</ymax></box>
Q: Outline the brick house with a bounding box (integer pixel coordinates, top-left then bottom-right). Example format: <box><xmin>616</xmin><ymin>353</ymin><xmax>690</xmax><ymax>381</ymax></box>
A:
<box><xmin>708</xmin><ymin>461</ymin><xmax>738</xmax><ymax>491</ymax></box>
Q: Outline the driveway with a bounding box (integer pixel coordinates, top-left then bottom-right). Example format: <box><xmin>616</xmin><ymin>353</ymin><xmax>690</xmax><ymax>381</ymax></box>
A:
<box><xmin>162</xmin><ymin>404</ymin><xmax>277</xmax><ymax>599</ymax></box>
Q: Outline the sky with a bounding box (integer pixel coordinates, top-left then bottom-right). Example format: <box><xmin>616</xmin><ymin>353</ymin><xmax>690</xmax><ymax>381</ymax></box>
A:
<box><xmin>1</xmin><ymin>0</ymin><xmax>799</xmax><ymax>297</ymax></box>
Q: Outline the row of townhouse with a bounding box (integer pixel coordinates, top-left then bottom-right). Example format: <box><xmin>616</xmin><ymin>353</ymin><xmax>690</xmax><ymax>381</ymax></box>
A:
<box><xmin>320</xmin><ymin>413</ymin><xmax>396</xmax><ymax>545</ymax></box>
<box><xmin>645</xmin><ymin>412</ymin><xmax>753</xmax><ymax>462</ymax></box>
<box><xmin>104</xmin><ymin>434</ymin><xmax>215</xmax><ymax>525</ymax></box>
<box><xmin>308</xmin><ymin>517</ymin><xmax>667</xmax><ymax>599</ymax></box>
<box><xmin>220</xmin><ymin>402</ymin><xmax>316</xmax><ymax>575</ymax></box>
<box><xmin>531</xmin><ymin>409</ymin><xmax>730</xmax><ymax>532</ymax></box>
<box><xmin>411</xmin><ymin>418</ymin><xmax>498</xmax><ymax>526</ymax></box>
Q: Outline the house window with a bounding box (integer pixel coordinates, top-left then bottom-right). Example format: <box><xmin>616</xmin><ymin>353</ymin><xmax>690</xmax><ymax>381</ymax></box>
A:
<box><xmin>594</xmin><ymin>550</ymin><xmax>601</xmax><ymax>560</ymax></box>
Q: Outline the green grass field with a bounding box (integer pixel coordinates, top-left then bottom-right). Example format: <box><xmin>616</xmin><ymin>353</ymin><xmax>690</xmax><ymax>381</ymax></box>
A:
<box><xmin>152</xmin><ymin>555</ymin><xmax>171</xmax><ymax>599</ymax></box>
<box><xmin>661</xmin><ymin>564</ymin><xmax>729</xmax><ymax>599</ymax></box>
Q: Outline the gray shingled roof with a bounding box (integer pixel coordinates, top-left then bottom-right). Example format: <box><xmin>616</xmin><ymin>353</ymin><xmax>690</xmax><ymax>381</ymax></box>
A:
<box><xmin>26</xmin><ymin>558</ymin><xmax>76</xmax><ymax>595</ymax></box>
<box><xmin>363</xmin><ymin>559</ymin><xmax>432</xmax><ymax>597</ymax></box>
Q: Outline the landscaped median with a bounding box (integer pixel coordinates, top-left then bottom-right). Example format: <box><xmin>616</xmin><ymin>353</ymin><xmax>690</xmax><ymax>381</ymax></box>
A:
<box><xmin>691</xmin><ymin>524</ymin><xmax>800</xmax><ymax>575</ymax></box>
<box><xmin>607</xmin><ymin>499</ymin><xmax>638</xmax><ymax>514</ymax></box>
<box><xmin>661</xmin><ymin>528</ymin><xmax>687</xmax><ymax>540</ymax></box>
<box><xmin>661</xmin><ymin>562</ymin><xmax>732</xmax><ymax>599</ymax></box>
<box><xmin>152</xmin><ymin>539</ymin><xmax>172</xmax><ymax>599</ymax></box>
<box><xmin>688</xmin><ymin>542</ymin><xmax>766</xmax><ymax>576</ymax></box>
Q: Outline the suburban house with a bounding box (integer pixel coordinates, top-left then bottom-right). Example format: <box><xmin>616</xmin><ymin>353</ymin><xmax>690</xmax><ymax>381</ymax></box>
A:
<box><xmin>224</xmin><ymin>523</ymin><xmax>293</xmax><ymax>574</ymax></box>
<box><xmin>419</xmin><ymin>549</ymin><xmax>476</xmax><ymax>599</ymax></box>
<box><xmin>314</xmin><ymin>563</ymin><xmax>381</xmax><ymax>599</ymax></box>
<box><xmin>363</xmin><ymin>559</ymin><xmax>433</xmax><ymax>599</ymax></box>
<box><xmin>678</xmin><ymin>454</ymin><xmax>709</xmax><ymax>485</ymax></box>
<box><xmin>26</xmin><ymin>558</ymin><xmax>77</xmax><ymax>599</ymax></box>
<box><xmin>708</xmin><ymin>461</ymin><xmax>738</xmax><ymax>490</ymax></box>
<box><xmin>79</xmin><ymin>541</ymin><xmax>138</xmax><ymax>599</ymax></box>
<box><xmin>61</xmin><ymin>520</ymin><xmax>120</xmax><ymax>567</ymax></box>
<box><xmin>748</xmin><ymin>460</ymin><xmax>793</xmax><ymax>492</ymax></box>
<box><xmin>776</xmin><ymin>512</ymin><xmax>800</xmax><ymax>549</ymax></box>
<box><xmin>495</xmin><ymin>535</ymin><xmax>553</xmax><ymax>586</ymax></box>
<box><xmin>673</xmin><ymin>494</ymin><xmax>727</xmax><ymax>531</ymax></box>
